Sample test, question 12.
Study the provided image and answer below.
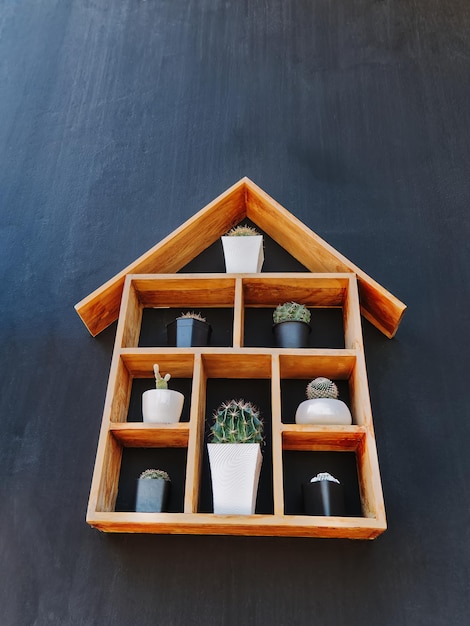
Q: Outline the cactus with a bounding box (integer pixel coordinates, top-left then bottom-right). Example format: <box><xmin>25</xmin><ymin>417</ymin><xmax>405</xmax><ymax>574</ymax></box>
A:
<box><xmin>177</xmin><ymin>311</ymin><xmax>207</xmax><ymax>322</ymax></box>
<box><xmin>226</xmin><ymin>224</ymin><xmax>260</xmax><ymax>237</ymax></box>
<box><xmin>139</xmin><ymin>469</ymin><xmax>171</xmax><ymax>481</ymax></box>
<box><xmin>210</xmin><ymin>399</ymin><xmax>264</xmax><ymax>444</ymax></box>
<box><xmin>306</xmin><ymin>377</ymin><xmax>338</xmax><ymax>400</ymax></box>
<box><xmin>310</xmin><ymin>472</ymin><xmax>340</xmax><ymax>484</ymax></box>
<box><xmin>273</xmin><ymin>301</ymin><xmax>311</xmax><ymax>325</ymax></box>
<box><xmin>153</xmin><ymin>364</ymin><xmax>171</xmax><ymax>390</ymax></box>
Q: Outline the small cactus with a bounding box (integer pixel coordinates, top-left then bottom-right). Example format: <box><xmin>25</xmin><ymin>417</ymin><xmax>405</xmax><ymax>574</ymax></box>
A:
<box><xmin>210</xmin><ymin>399</ymin><xmax>264</xmax><ymax>444</ymax></box>
<box><xmin>177</xmin><ymin>311</ymin><xmax>207</xmax><ymax>322</ymax></box>
<box><xmin>310</xmin><ymin>472</ymin><xmax>340</xmax><ymax>484</ymax></box>
<box><xmin>226</xmin><ymin>224</ymin><xmax>260</xmax><ymax>237</ymax></box>
<box><xmin>153</xmin><ymin>364</ymin><xmax>171</xmax><ymax>390</ymax></box>
<box><xmin>139</xmin><ymin>469</ymin><xmax>171</xmax><ymax>481</ymax></box>
<box><xmin>306</xmin><ymin>377</ymin><xmax>338</xmax><ymax>400</ymax></box>
<box><xmin>273</xmin><ymin>301</ymin><xmax>311</xmax><ymax>325</ymax></box>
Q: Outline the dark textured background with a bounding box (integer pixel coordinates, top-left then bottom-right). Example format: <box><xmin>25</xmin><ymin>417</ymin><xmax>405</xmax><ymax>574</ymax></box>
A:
<box><xmin>1</xmin><ymin>1</ymin><xmax>470</xmax><ymax>624</ymax></box>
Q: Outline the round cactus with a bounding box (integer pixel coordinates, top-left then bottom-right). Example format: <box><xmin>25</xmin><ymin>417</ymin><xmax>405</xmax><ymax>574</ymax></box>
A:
<box><xmin>306</xmin><ymin>377</ymin><xmax>338</xmax><ymax>400</ymax></box>
<box><xmin>139</xmin><ymin>469</ymin><xmax>171</xmax><ymax>481</ymax></box>
<box><xmin>210</xmin><ymin>399</ymin><xmax>264</xmax><ymax>444</ymax></box>
<box><xmin>226</xmin><ymin>224</ymin><xmax>260</xmax><ymax>237</ymax></box>
<box><xmin>273</xmin><ymin>301</ymin><xmax>311</xmax><ymax>324</ymax></box>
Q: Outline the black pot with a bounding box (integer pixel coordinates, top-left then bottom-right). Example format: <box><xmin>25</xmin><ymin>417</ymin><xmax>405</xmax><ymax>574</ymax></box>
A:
<box><xmin>302</xmin><ymin>480</ymin><xmax>344</xmax><ymax>516</ymax></box>
<box><xmin>135</xmin><ymin>479</ymin><xmax>171</xmax><ymax>513</ymax></box>
<box><xmin>272</xmin><ymin>321</ymin><xmax>311</xmax><ymax>348</ymax></box>
<box><xmin>166</xmin><ymin>318</ymin><xmax>212</xmax><ymax>347</ymax></box>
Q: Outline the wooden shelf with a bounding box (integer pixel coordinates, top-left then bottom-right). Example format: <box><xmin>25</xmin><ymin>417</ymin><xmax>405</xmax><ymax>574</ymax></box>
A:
<box><xmin>87</xmin><ymin>273</ymin><xmax>386</xmax><ymax>539</ymax></box>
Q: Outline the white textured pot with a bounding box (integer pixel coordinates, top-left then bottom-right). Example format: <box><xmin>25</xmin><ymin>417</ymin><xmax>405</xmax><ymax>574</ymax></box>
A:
<box><xmin>207</xmin><ymin>443</ymin><xmax>262</xmax><ymax>514</ymax></box>
<box><xmin>295</xmin><ymin>398</ymin><xmax>352</xmax><ymax>425</ymax></box>
<box><xmin>142</xmin><ymin>389</ymin><xmax>184</xmax><ymax>423</ymax></box>
<box><xmin>221</xmin><ymin>235</ymin><xmax>264</xmax><ymax>273</ymax></box>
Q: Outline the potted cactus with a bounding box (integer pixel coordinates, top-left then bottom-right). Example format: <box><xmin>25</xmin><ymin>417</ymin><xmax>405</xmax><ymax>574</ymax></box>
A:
<box><xmin>295</xmin><ymin>377</ymin><xmax>352</xmax><ymax>425</ymax></box>
<box><xmin>221</xmin><ymin>224</ymin><xmax>264</xmax><ymax>273</ymax></box>
<box><xmin>166</xmin><ymin>311</ymin><xmax>212</xmax><ymax>347</ymax></box>
<box><xmin>272</xmin><ymin>301</ymin><xmax>311</xmax><ymax>348</ymax></box>
<box><xmin>302</xmin><ymin>472</ymin><xmax>344</xmax><ymax>516</ymax></box>
<box><xmin>142</xmin><ymin>364</ymin><xmax>184</xmax><ymax>423</ymax></box>
<box><xmin>135</xmin><ymin>469</ymin><xmax>171</xmax><ymax>513</ymax></box>
<box><xmin>207</xmin><ymin>399</ymin><xmax>264</xmax><ymax>515</ymax></box>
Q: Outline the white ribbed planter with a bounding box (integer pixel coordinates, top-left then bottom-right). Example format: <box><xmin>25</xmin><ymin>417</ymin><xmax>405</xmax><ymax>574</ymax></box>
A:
<box><xmin>142</xmin><ymin>389</ymin><xmax>184</xmax><ymax>423</ymax></box>
<box><xmin>207</xmin><ymin>443</ymin><xmax>263</xmax><ymax>515</ymax></box>
<box><xmin>221</xmin><ymin>235</ymin><xmax>264</xmax><ymax>273</ymax></box>
<box><xmin>295</xmin><ymin>398</ymin><xmax>352</xmax><ymax>425</ymax></box>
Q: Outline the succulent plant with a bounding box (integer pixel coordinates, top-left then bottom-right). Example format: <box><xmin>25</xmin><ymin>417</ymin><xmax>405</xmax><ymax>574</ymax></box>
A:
<box><xmin>153</xmin><ymin>363</ymin><xmax>171</xmax><ymax>390</ymax></box>
<box><xmin>306</xmin><ymin>377</ymin><xmax>338</xmax><ymax>400</ymax></box>
<box><xmin>273</xmin><ymin>301</ymin><xmax>311</xmax><ymax>325</ymax></box>
<box><xmin>139</xmin><ymin>469</ymin><xmax>171</xmax><ymax>481</ymax></box>
<box><xmin>226</xmin><ymin>224</ymin><xmax>260</xmax><ymax>237</ymax></box>
<box><xmin>210</xmin><ymin>399</ymin><xmax>264</xmax><ymax>444</ymax></box>
<box><xmin>310</xmin><ymin>472</ymin><xmax>340</xmax><ymax>484</ymax></box>
<box><xmin>177</xmin><ymin>311</ymin><xmax>207</xmax><ymax>322</ymax></box>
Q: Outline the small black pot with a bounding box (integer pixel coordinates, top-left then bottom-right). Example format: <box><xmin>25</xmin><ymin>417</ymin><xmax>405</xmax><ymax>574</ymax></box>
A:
<box><xmin>167</xmin><ymin>318</ymin><xmax>212</xmax><ymax>347</ymax></box>
<box><xmin>272</xmin><ymin>321</ymin><xmax>311</xmax><ymax>348</ymax></box>
<box><xmin>302</xmin><ymin>480</ymin><xmax>344</xmax><ymax>516</ymax></box>
<box><xmin>135</xmin><ymin>479</ymin><xmax>171</xmax><ymax>513</ymax></box>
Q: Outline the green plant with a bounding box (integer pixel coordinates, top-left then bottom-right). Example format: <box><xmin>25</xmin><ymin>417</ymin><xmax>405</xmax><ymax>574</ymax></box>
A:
<box><xmin>139</xmin><ymin>469</ymin><xmax>171</xmax><ymax>481</ymax></box>
<box><xmin>210</xmin><ymin>399</ymin><xmax>264</xmax><ymax>444</ymax></box>
<box><xmin>306</xmin><ymin>377</ymin><xmax>338</xmax><ymax>400</ymax></box>
<box><xmin>176</xmin><ymin>311</ymin><xmax>207</xmax><ymax>322</ymax></box>
<box><xmin>226</xmin><ymin>224</ymin><xmax>260</xmax><ymax>237</ymax></box>
<box><xmin>153</xmin><ymin>363</ymin><xmax>171</xmax><ymax>389</ymax></box>
<box><xmin>273</xmin><ymin>301</ymin><xmax>311</xmax><ymax>324</ymax></box>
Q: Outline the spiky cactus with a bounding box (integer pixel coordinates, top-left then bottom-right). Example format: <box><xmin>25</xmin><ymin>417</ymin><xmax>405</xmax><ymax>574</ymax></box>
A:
<box><xmin>273</xmin><ymin>301</ymin><xmax>311</xmax><ymax>324</ymax></box>
<box><xmin>139</xmin><ymin>469</ymin><xmax>171</xmax><ymax>481</ymax></box>
<box><xmin>153</xmin><ymin>364</ymin><xmax>171</xmax><ymax>390</ymax></box>
<box><xmin>310</xmin><ymin>472</ymin><xmax>340</xmax><ymax>484</ymax></box>
<box><xmin>306</xmin><ymin>377</ymin><xmax>338</xmax><ymax>400</ymax></box>
<box><xmin>177</xmin><ymin>311</ymin><xmax>207</xmax><ymax>322</ymax></box>
<box><xmin>210</xmin><ymin>399</ymin><xmax>264</xmax><ymax>444</ymax></box>
<box><xmin>226</xmin><ymin>224</ymin><xmax>260</xmax><ymax>237</ymax></box>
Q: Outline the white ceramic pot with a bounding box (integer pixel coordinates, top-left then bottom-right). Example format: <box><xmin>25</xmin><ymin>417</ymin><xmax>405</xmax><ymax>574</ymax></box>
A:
<box><xmin>295</xmin><ymin>398</ymin><xmax>352</xmax><ymax>425</ymax></box>
<box><xmin>207</xmin><ymin>443</ymin><xmax>262</xmax><ymax>514</ymax></box>
<box><xmin>221</xmin><ymin>235</ymin><xmax>264</xmax><ymax>273</ymax></box>
<box><xmin>142</xmin><ymin>389</ymin><xmax>184</xmax><ymax>423</ymax></box>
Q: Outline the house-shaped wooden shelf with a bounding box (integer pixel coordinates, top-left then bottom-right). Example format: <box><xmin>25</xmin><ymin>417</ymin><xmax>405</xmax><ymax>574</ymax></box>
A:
<box><xmin>77</xmin><ymin>178</ymin><xmax>406</xmax><ymax>539</ymax></box>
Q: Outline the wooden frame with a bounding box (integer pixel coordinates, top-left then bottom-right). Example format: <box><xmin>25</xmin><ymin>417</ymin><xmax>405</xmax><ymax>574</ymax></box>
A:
<box><xmin>87</xmin><ymin>273</ymin><xmax>386</xmax><ymax>539</ymax></box>
<box><xmin>75</xmin><ymin>178</ymin><xmax>406</xmax><ymax>338</ymax></box>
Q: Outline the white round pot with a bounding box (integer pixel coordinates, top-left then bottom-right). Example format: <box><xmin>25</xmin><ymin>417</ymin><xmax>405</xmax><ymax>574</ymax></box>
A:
<box><xmin>207</xmin><ymin>443</ymin><xmax>263</xmax><ymax>514</ymax></box>
<box><xmin>221</xmin><ymin>235</ymin><xmax>264</xmax><ymax>273</ymax></box>
<box><xmin>295</xmin><ymin>398</ymin><xmax>352</xmax><ymax>425</ymax></box>
<box><xmin>142</xmin><ymin>389</ymin><xmax>184</xmax><ymax>423</ymax></box>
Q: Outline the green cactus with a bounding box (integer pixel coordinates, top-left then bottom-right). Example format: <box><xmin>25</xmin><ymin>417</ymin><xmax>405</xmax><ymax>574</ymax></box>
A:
<box><xmin>153</xmin><ymin>363</ymin><xmax>171</xmax><ymax>390</ymax></box>
<box><xmin>306</xmin><ymin>377</ymin><xmax>338</xmax><ymax>400</ymax></box>
<box><xmin>226</xmin><ymin>224</ymin><xmax>260</xmax><ymax>237</ymax></box>
<box><xmin>139</xmin><ymin>469</ymin><xmax>171</xmax><ymax>481</ymax></box>
<box><xmin>273</xmin><ymin>301</ymin><xmax>311</xmax><ymax>324</ymax></box>
<box><xmin>210</xmin><ymin>399</ymin><xmax>264</xmax><ymax>444</ymax></box>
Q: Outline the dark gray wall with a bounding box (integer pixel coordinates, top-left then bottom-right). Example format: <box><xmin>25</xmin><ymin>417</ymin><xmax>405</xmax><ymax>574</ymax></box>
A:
<box><xmin>1</xmin><ymin>1</ymin><xmax>469</xmax><ymax>624</ymax></box>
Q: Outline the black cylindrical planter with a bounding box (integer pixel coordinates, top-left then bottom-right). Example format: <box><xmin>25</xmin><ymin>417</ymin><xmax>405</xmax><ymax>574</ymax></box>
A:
<box><xmin>135</xmin><ymin>479</ymin><xmax>171</xmax><ymax>513</ymax></box>
<box><xmin>272</xmin><ymin>321</ymin><xmax>311</xmax><ymax>348</ymax></box>
<box><xmin>302</xmin><ymin>480</ymin><xmax>344</xmax><ymax>516</ymax></box>
<box><xmin>167</xmin><ymin>318</ymin><xmax>212</xmax><ymax>347</ymax></box>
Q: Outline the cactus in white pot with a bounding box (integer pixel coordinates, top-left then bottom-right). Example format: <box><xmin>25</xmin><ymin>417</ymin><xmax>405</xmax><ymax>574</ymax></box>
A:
<box><xmin>142</xmin><ymin>364</ymin><xmax>184</xmax><ymax>423</ymax></box>
<box><xmin>221</xmin><ymin>224</ymin><xmax>264</xmax><ymax>273</ymax></box>
<box><xmin>295</xmin><ymin>377</ymin><xmax>352</xmax><ymax>425</ymax></box>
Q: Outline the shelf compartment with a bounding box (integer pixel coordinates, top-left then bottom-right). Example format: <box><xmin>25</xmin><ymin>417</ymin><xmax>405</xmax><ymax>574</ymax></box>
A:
<box><xmin>282</xmin><ymin>425</ymin><xmax>366</xmax><ymax>451</ymax></box>
<box><xmin>120</xmin><ymin>350</ymin><xmax>195</xmax><ymax>379</ymax></box>
<box><xmin>241</xmin><ymin>274</ymin><xmax>349</xmax><ymax>307</ymax></box>
<box><xmin>279</xmin><ymin>351</ymin><xmax>356</xmax><ymax>380</ymax></box>
<box><xmin>110</xmin><ymin>423</ymin><xmax>190</xmax><ymax>447</ymax></box>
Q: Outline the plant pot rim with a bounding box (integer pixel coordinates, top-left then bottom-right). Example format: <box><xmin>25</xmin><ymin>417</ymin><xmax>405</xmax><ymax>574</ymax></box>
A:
<box><xmin>166</xmin><ymin>318</ymin><xmax>212</xmax><ymax>329</ymax></box>
<box><xmin>272</xmin><ymin>320</ymin><xmax>311</xmax><ymax>332</ymax></box>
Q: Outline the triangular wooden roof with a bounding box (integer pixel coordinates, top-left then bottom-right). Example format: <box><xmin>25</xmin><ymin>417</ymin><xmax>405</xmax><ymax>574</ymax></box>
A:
<box><xmin>75</xmin><ymin>177</ymin><xmax>406</xmax><ymax>338</ymax></box>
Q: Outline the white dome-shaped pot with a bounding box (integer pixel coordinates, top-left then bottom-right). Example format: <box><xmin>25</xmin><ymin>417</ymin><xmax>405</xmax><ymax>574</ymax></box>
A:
<box><xmin>142</xmin><ymin>389</ymin><xmax>184</xmax><ymax>424</ymax></box>
<box><xmin>295</xmin><ymin>398</ymin><xmax>352</xmax><ymax>425</ymax></box>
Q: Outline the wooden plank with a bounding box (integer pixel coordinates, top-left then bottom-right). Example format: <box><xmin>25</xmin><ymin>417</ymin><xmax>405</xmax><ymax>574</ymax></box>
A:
<box><xmin>110</xmin><ymin>423</ymin><xmax>190</xmax><ymax>447</ymax></box>
<box><xmin>132</xmin><ymin>274</ymin><xmax>236</xmax><ymax>308</ymax></box>
<box><xmin>201</xmin><ymin>352</ymin><xmax>272</xmax><ymax>378</ymax></box>
<box><xmin>271</xmin><ymin>355</ymin><xmax>284</xmax><ymax>516</ymax></box>
<box><xmin>120</xmin><ymin>350</ymin><xmax>195</xmax><ymax>378</ymax></box>
<box><xmin>233</xmin><ymin>278</ymin><xmax>244</xmax><ymax>348</ymax></box>
<box><xmin>75</xmin><ymin>179</ymin><xmax>247</xmax><ymax>336</ymax></box>
<box><xmin>245</xmin><ymin>179</ymin><xmax>406</xmax><ymax>337</ymax></box>
<box><xmin>86</xmin><ymin>511</ymin><xmax>386</xmax><ymax>539</ymax></box>
<box><xmin>278</xmin><ymin>351</ymin><xmax>356</xmax><ymax>380</ymax></box>
<box><xmin>184</xmin><ymin>354</ymin><xmax>206</xmax><ymax>513</ymax></box>
<box><xmin>281</xmin><ymin>425</ymin><xmax>366</xmax><ymax>451</ymax></box>
<box><xmin>242</xmin><ymin>274</ymin><xmax>348</xmax><ymax>307</ymax></box>
<box><xmin>357</xmin><ymin>429</ymin><xmax>386</xmax><ymax>524</ymax></box>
